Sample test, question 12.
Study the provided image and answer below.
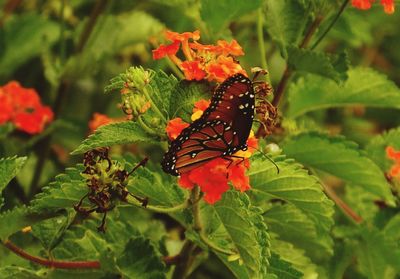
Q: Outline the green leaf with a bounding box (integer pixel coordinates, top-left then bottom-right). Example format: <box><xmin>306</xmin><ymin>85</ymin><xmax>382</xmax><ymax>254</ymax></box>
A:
<box><xmin>0</xmin><ymin>267</ymin><xmax>41</xmax><ymax>279</ymax></box>
<box><xmin>287</xmin><ymin>46</ymin><xmax>349</xmax><ymax>82</ymax></box>
<box><xmin>0</xmin><ymin>156</ymin><xmax>27</xmax><ymax>209</ymax></box>
<box><xmin>282</xmin><ymin>132</ymin><xmax>395</xmax><ymax>204</ymax></box>
<box><xmin>270</xmin><ymin>237</ymin><xmax>318</xmax><ymax>278</ymax></box>
<box><xmin>249</xmin><ymin>155</ymin><xmax>334</xmax><ymax>232</ymax></box>
<box><xmin>168</xmin><ymin>80</ymin><xmax>210</xmax><ymax>122</ymax></box>
<box><xmin>210</xmin><ymin>191</ymin><xmax>269</xmax><ymax>278</ymax></box>
<box><xmin>31</xmin><ymin>210</ymin><xmax>75</xmax><ymax>251</ymax></box>
<box><xmin>263</xmin><ymin>0</ymin><xmax>309</xmax><ymax>53</ymax></box>
<box><xmin>0</xmin><ymin>206</ymin><xmax>58</xmax><ymax>241</ymax></box>
<box><xmin>0</xmin><ymin>14</ymin><xmax>59</xmax><ymax>78</ymax></box>
<box><xmin>30</xmin><ymin>166</ymin><xmax>87</xmax><ymax>211</ymax></box>
<box><xmin>265</xmin><ymin>204</ymin><xmax>333</xmax><ymax>258</ymax></box>
<box><xmin>356</xmin><ymin>227</ymin><xmax>398</xmax><ymax>279</ymax></box>
<box><xmin>64</xmin><ymin>11</ymin><xmax>163</xmax><ymax>79</ymax></box>
<box><xmin>366</xmin><ymin>127</ymin><xmax>400</xmax><ymax>171</ymax></box>
<box><xmin>71</xmin><ymin>121</ymin><xmax>157</xmax><ymax>155</ymax></box>
<box><xmin>117</xmin><ymin>237</ymin><xmax>167</xmax><ymax>279</ymax></box>
<box><xmin>148</xmin><ymin>70</ymin><xmax>179</xmax><ymax>120</ymax></box>
<box><xmin>288</xmin><ymin>68</ymin><xmax>400</xmax><ymax>118</ymax></box>
<box><xmin>200</xmin><ymin>0</ymin><xmax>262</xmax><ymax>34</ymax></box>
<box><xmin>128</xmin><ymin>166</ymin><xmax>186</xmax><ymax>207</ymax></box>
<box><xmin>269</xmin><ymin>253</ymin><xmax>303</xmax><ymax>279</ymax></box>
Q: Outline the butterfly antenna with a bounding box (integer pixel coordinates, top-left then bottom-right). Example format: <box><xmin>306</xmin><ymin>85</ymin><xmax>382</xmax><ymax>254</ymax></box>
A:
<box><xmin>248</xmin><ymin>146</ymin><xmax>279</xmax><ymax>174</ymax></box>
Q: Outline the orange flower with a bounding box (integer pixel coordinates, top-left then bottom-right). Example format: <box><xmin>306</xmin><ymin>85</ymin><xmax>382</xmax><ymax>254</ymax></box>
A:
<box><xmin>216</xmin><ymin>40</ymin><xmax>244</xmax><ymax>56</ymax></box>
<box><xmin>181</xmin><ymin>61</ymin><xmax>206</xmax><ymax>81</ymax></box>
<box><xmin>0</xmin><ymin>81</ymin><xmax>53</xmax><ymax>134</ymax></box>
<box><xmin>165</xmin><ymin>30</ymin><xmax>200</xmax><ymax>42</ymax></box>
<box><xmin>152</xmin><ymin>41</ymin><xmax>180</xmax><ymax>60</ymax></box>
<box><xmin>165</xmin><ymin>117</ymin><xmax>189</xmax><ymax>140</ymax></box>
<box><xmin>153</xmin><ymin>30</ymin><xmax>247</xmax><ymax>82</ymax></box>
<box><xmin>381</xmin><ymin>0</ymin><xmax>395</xmax><ymax>13</ymax></box>
<box><xmin>206</xmin><ymin>56</ymin><xmax>247</xmax><ymax>82</ymax></box>
<box><xmin>351</xmin><ymin>0</ymin><xmax>395</xmax><ymax>14</ymax></box>
<box><xmin>179</xmin><ymin>158</ymin><xmax>250</xmax><ymax>204</ymax></box>
<box><xmin>89</xmin><ymin>113</ymin><xmax>114</xmax><ymax>132</ymax></box>
<box><xmin>386</xmin><ymin>146</ymin><xmax>400</xmax><ymax>178</ymax></box>
<box><xmin>352</xmin><ymin>0</ymin><xmax>373</xmax><ymax>9</ymax></box>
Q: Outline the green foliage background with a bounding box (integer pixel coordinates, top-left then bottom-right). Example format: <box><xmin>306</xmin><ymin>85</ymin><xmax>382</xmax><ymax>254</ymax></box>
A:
<box><xmin>1</xmin><ymin>0</ymin><xmax>400</xmax><ymax>278</ymax></box>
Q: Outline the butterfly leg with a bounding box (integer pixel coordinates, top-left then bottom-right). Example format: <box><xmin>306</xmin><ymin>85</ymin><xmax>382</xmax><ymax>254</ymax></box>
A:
<box><xmin>221</xmin><ymin>156</ymin><xmax>234</xmax><ymax>178</ymax></box>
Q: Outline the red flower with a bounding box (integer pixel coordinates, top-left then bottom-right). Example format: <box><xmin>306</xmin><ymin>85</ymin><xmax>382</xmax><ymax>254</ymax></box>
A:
<box><xmin>381</xmin><ymin>0</ymin><xmax>395</xmax><ymax>13</ymax></box>
<box><xmin>153</xmin><ymin>30</ymin><xmax>247</xmax><ymax>82</ymax></box>
<box><xmin>14</xmin><ymin>106</ymin><xmax>53</xmax><ymax>134</ymax></box>
<box><xmin>165</xmin><ymin>117</ymin><xmax>189</xmax><ymax>140</ymax></box>
<box><xmin>386</xmin><ymin>146</ymin><xmax>400</xmax><ymax>178</ymax></box>
<box><xmin>181</xmin><ymin>61</ymin><xmax>206</xmax><ymax>81</ymax></box>
<box><xmin>351</xmin><ymin>0</ymin><xmax>395</xmax><ymax>14</ymax></box>
<box><xmin>0</xmin><ymin>81</ymin><xmax>53</xmax><ymax>134</ymax></box>
<box><xmin>179</xmin><ymin>158</ymin><xmax>250</xmax><ymax>204</ymax></box>
<box><xmin>206</xmin><ymin>56</ymin><xmax>248</xmax><ymax>83</ymax></box>
<box><xmin>152</xmin><ymin>40</ymin><xmax>180</xmax><ymax>60</ymax></box>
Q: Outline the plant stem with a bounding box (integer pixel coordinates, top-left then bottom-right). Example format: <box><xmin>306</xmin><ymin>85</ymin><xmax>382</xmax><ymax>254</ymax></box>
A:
<box><xmin>191</xmin><ymin>186</ymin><xmax>202</xmax><ymax>232</ymax></box>
<box><xmin>310</xmin><ymin>0</ymin><xmax>350</xmax><ymax>50</ymax></box>
<box><xmin>270</xmin><ymin>15</ymin><xmax>323</xmax><ymax>109</ymax></box>
<box><xmin>171</xmin><ymin>241</ymin><xmax>197</xmax><ymax>279</ymax></box>
<box><xmin>142</xmin><ymin>87</ymin><xmax>168</xmax><ymax>124</ymax></box>
<box><xmin>3</xmin><ymin>240</ymin><xmax>100</xmax><ymax>269</ymax></box>
<box><xmin>166</xmin><ymin>57</ymin><xmax>185</xmax><ymax>79</ymax></box>
<box><xmin>76</xmin><ymin>0</ymin><xmax>108</xmax><ymax>52</ymax></box>
<box><xmin>257</xmin><ymin>8</ymin><xmax>271</xmax><ymax>85</ymax></box>
<box><xmin>310</xmin><ymin>169</ymin><xmax>363</xmax><ymax>224</ymax></box>
<box><xmin>29</xmin><ymin>1</ymin><xmax>107</xmax><ymax>197</ymax></box>
<box><xmin>190</xmin><ymin>186</ymin><xmax>234</xmax><ymax>255</ymax></box>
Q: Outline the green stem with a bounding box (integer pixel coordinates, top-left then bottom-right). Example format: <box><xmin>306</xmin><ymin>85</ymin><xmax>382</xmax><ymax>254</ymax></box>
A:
<box><xmin>257</xmin><ymin>8</ymin><xmax>271</xmax><ymax>84</ymax></box>
<box><xmin>310</xmin><ymin>0</ymin><xmax>349</xmax><ymax>50</ymax></box>
<box><xmin>126</xmin><ymin>195</ymin><xmax>189</xmax><ymax>213</ymax></box>
<box><xmin>191</xmin><ymin>187</ymin><xmax>235</xmax><ymax>255</ymax></box>
<box><xmin>166</xmin><ymin>57</ymin><xmax>185</xmax><ymax>80</ymax></box>
<box><xmin>142</xmin><ymin>87</ymin><xmax>167</xmax><ymax>123</ymax></box>
<box><xmin>59</xmin><ymin>0</ymin><xmax>66</xmax><ymax>64</ymax></box>
<box><xmin>137</xmin><ymin>116</ymin><xmax>160</xmax><ymax>137</ymax></box>
<box><xmin>310</xmin><ymin>168</ymin><xmax>363</xmax><ymax>224</ymax></box>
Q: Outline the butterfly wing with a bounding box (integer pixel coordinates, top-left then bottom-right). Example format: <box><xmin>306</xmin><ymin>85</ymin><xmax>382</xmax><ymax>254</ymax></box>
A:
<box><xmin>162</xmin><ymin>74</ymin><xmax>255</xmax><ymax>176</ymax></box>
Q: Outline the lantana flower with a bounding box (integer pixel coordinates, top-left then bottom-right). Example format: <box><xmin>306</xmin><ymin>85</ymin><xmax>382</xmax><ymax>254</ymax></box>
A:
<box><xmin>0</xmin><ymin>81</ymin><xmax>53</xmax><ymax>134</ymax></box>
<box><xmin>352</xmin><ymin>0</ymin><xmax>395</xmax><ymax>14</ymax></box>
<box><xmin>165</xmin><ymin>99</ymin><xmax>257</xmax><ymax>204</ymax></box>
<box><xmin>153</xmin><ymin>30</ymin><xmax>247</xmax><ymax>82</ymax></box>
<box><xmin>386</xmin><ymin>146</ymin><xmax>400</xmax><ymax>177</ymax></box>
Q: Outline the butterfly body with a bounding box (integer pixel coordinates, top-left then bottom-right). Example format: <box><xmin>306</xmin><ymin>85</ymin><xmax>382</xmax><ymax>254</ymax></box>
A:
<box><xmin>162</xmin><ymin>73</ymin><xmax>255</xmax><ymax>176</ymax></box>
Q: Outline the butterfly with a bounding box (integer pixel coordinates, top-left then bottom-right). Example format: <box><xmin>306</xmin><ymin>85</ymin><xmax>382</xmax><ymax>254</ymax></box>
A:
<box><xmin>162</xmin><ymin>73</ymin><xmax>255</xmax><ymax>176</ymax></box>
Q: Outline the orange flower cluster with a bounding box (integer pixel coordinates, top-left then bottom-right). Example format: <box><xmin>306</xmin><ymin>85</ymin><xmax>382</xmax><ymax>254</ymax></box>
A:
<box><xmin>165</xmin><ymin>100</ymin><xmax>258</xmax><ymax>204</ymax></box>
<box><xmin>386</xmin><ymin>146</ymin><xmax>400</xmax><ymax>177</ymax></box>
<box><xmin>0</xmin><ymin>81</ymin><xmax>53</xmax><ymax>134</ymax></box>
<box><xmin>352</xmin><ymin>0</ymin><xmax>395</xmax><ymax>14</ymax></box>
<box><xmin>153</xmin><ymin>30</ymin><xmax>247</xmax><ymax>82</ymax></box>
<box><xmin>89</xmin><ymin>113</ymin><xmax>114</xmax><ymax>133</ymax></box>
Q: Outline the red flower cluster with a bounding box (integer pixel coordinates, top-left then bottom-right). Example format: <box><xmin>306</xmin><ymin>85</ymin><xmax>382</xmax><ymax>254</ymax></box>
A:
<box><xmin>165</xmin><ymin>100</ymin><xmax>258</xmax><ymax>204</ymax></box>
<box><xmin>153</xmin><ymin>30</ymin><xmax>247</xmax><ymax>82</ymax></box>
<box><xmin>386</xmin><ymin>146</ymin><xmax>400</xmax><ymax>177</ymax></box>
<box><xmin>0</xmin><ymin>81</ymin><xmax>53</xmax><ymax>134</ymax></box>
<box><xmin>352</xmin><ymin>0</ymin><xmax>395</xmax><ymax>14</ymax></box>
